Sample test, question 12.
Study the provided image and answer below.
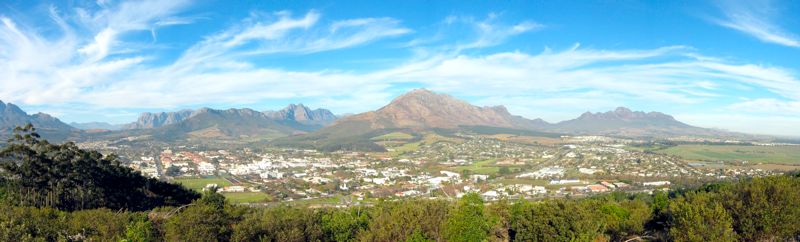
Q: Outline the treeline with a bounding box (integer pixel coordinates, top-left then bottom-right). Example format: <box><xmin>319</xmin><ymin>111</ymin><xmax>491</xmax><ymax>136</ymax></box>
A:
<box><xmin>1</xmin><ymin>126</ymin><xmax>800</xmax><ymax>241</ymax></box>
<box><xmin>0</xmin><ymin>175</ymin><xmax>798</xmax><ymax>241</ymax></box>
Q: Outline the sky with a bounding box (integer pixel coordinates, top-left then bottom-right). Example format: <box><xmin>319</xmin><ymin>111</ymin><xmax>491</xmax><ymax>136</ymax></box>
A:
<box><xmin>1</xmin><ymin>0</ymin><xmax>800</xmax><ymax>136</ymax></box>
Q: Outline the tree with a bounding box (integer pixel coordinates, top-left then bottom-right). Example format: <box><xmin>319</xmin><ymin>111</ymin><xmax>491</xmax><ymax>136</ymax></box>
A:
<box><xmin>231</xmin><ymin>205</ymin><xmax>323</xmax><ymax>242</ymax></box>
<box><xmin>165</xmin><ymin>165</ymin><xmax>182</xmax><ymax>177</ymax></box>
<box><xmin>0</xmin><ymin>125</ymin><xmax>199</xmax><ymax>211</ymax></box>
<box><xmin>717</xmin><ymin>176</ymin><xmax>800</xmax><ymax>241</ymax></box>
<box><xmin>359</xmin><ymin>199</ymin><xmax>449</xmax><ymax>241</ymax></box>
<box><xmin>498</xmin><ymin>167</ymin><xmax>511</xmax><ymax>175</ymax></box>
<box><xmin>123</xmin><ymin>214</ymin><xmax>155</xmax><ymax>242</ymax></box>
<box><xmin>509</xmin><ymin>199</ymin><xmax>605</xmax><ymax>241</ymax></box>
<box><xmin>165</xmin><ymin>190</ymin><xmax>232</xmax><ymax>242</ymax></box>
<box><xmin>320</xmin><ymin>207</ymin><xmax>368</xmax><ymax>242</ymax></box>
<box><xmin>442</xmin><ymin>193</ymin><xmax>490</xmax><ymax>242</ymax></box>
<box><xmin>667</xmin><ymin>192</ymin><xmax>736</xmax><ymax>242</ymax></box>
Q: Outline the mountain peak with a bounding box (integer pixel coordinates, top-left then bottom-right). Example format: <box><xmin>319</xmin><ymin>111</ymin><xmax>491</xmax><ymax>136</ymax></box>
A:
<box><xmin>614</xmin><ymin>107</ymin><xmax>632</xmax><ymax>114</ymax></box>
<box><xmin>348</xmin><ymin>89</ymin><xmax>521</xmax><ymax>129</ymax></box>
<box><xmin>265</xmin><ymin>104</ymin><xmax>336</xmax><ymax>124</ymax></box>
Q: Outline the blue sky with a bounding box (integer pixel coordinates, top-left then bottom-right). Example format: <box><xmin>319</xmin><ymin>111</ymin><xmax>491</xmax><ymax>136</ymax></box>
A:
<box><xmin>1</xmin><ymin>0</ymin><xmax>800</xmax><ymax>136</ymax></box>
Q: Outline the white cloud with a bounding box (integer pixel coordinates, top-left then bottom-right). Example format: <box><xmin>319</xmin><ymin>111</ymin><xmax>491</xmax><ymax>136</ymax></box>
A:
<box><xmin>175</xmin><ymin>10</ymin><xmax>410</xmax><ymax>68</ymax></box>
<box><xmin>444</xmin><ymin>13</ymin><xmax>544</xmax><ymax>51</ymax></box>
<box><xmin>730</xmin><ymin>98</ymin><xmax>800</xmax><ymax>113</ymax></box>
<box><xmin>712</xmin><ymin>0</ymin><xmax>800</xmax><ymax>47</ymax></box>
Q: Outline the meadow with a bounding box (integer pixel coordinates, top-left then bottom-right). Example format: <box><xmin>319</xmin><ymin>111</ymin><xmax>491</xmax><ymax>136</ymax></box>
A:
<box><xmin>659</xmin><ymin>145</ymin><xmax>800</xmax><ymax>164</ymax></box>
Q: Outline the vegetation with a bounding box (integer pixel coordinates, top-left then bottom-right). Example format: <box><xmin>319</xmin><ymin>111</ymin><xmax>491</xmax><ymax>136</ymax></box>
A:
<box><xmin>0</xmin><ymin>173</ymin><xmax>797</xmax><ymax>241</ymax></box>
<box><xmin>0</xmin><ymin>125</ymin><xmax>199</xmax><ymax>211</ymax></box>
<box><xmin>371</xmin><ymin>132</ymin><xmax>415</xmax><ymax>141</ymax></box>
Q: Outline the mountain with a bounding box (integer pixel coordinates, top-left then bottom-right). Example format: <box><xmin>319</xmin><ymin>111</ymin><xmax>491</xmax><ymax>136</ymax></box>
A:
<box><xmin>277</xmin><ymin>90</ymin><xmax>737</xmax><ymax>151</ymax></box>
<box><xmin>0</xmin><ymin>100</ymin><xmax>78</xmax><ymax>141</ymax></box>
<box><xmin>553</xmin><ymin>107</ymin><xmax>723</xmax><ymax>137</ymax></box>
<box><xmin>123</xmin><ymin>110</ymin><xmax>194</xmax><ymax>129</ymax></box>
<box><xmin>145</xmin><ymin>108</ymin><xmax>317</xmax><ymax>141</ymax></box>
<box><xmin>70</xmin><ymin>122</ymin><xmax>124</xmax><ymax>131</ymax></box>
<box><xmin>264</xmin><ymin>104</ymin><xmax>337</xmax><ymax>126</ymax></box>
<box><xmin>275</xmin><ymin>89</ymin><xmax>555</xmax><ymax>151</ymax></box>
<box><xmin>340</xmin><ymin>89</ymin><xmax>527</xmax><ymax>129</ymax></box>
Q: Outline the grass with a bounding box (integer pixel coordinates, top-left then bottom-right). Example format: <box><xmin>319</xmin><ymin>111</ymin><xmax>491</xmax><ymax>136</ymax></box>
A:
<box><xmin>659</xmin><ymin>145</ymin><xmax>800</xmax><ymax>164</ymax></box>
<box><xmin>388</xmin><ymin>141</ymin><xmax>422</xmax><ymax>156</ymax></box>
<box><xmin>174</xmin><ymin>177</ymin><xmax>233</xmax><ymax>191</ymax></box>
<box><xmin>289</xmin><ymin>196</ymin><xmax>343</xmax><ymax>205</ymax></box>
<box><xmin>452</xmin><ymin>159</ymin><xmax>500</xmax><ymax>175</ymax></box>
<box><xmin>485</xmin><ymin>134</ymin><xmax>562</xmax><ymax>145</ymax></box>
<box><xmin>221</xmin><ymin>192</ymin><xmax>272</xmax><ymax>203</ymax></box>
<box><xmin>371</xmin><ymin>132</ymin><xmax>415</xmax><ymax>141</ymax></box>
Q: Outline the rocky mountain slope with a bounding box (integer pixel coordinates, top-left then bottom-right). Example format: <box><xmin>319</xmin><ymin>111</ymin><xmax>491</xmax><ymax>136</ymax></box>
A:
<box><xmin>0</xmin><ymin>100</ymin><xmax>79</xmax><ymax>141</ymax></box>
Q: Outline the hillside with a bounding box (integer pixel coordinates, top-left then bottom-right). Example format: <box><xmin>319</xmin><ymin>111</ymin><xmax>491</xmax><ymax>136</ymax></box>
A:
<box><xmin>553</xmin><ymin>107</ymin><xmax>729</xmax><ymax>137</ymax></box>
<box><xmin>275</xmin><ymin>89</ymin><xmax>555</xmax><ymax>151</ymax></box>
<box><xmin>0</xmin><ymin>100</ymin><xmax>79</xmax><ymax>141</ymax></box>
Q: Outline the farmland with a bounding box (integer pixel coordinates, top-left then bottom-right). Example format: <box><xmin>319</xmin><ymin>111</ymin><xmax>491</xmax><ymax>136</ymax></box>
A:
<box><xmin>658</xmin><ymin>145</ymin><xmax>800</xmax><ymax>164</ymax></box>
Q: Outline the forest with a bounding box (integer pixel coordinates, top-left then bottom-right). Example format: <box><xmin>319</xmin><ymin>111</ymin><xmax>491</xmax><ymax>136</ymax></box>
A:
<box><xmin>1</xmin><ymin>126</ymin><xmax>799</xmax><ymax>241</ymax></box>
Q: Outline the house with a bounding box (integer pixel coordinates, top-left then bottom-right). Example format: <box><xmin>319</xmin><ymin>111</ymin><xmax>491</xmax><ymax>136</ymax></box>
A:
<box><xmin>643</xmin><ymin>181</ymin><xmax>671</xmax><ymax>186</ymax></box>
<box><xmin>470</xmin><ymin>174</ymin><xmax>489</xmax><ymax>182</ymax></box>
<box><xmin>440</xmin><ymin>171</ymin><xmax>461</xmax><ymax>179</ymax></box>
<box><xmin>587</xmin><ymin>184</ymin><xmax>610</xmax><ymax>193</ymax></box>
<box><xmin>197</xmin><ymin>162</ymin><xmax>216</xmax><ymax>175</ymax></box>
<box><xmin>223</xmin><ymin>186</ymin><xmax>245</xmax><ymax>192</ymax></box>
<box><xmin>481</xmin><ymin>190</ymin><xmax>500</xmax><ymax>200</ymax></box>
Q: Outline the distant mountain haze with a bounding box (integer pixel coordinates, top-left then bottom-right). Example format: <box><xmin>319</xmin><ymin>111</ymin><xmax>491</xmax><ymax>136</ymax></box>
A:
<box><xmin>263</xmin><ymin>103</ymin><xmax>337</xmax><ymax>125</ymax></box>
<box><xmin>123</xmin><ymin>110</ymin><xmax>194</xmax><ymax>129</ymax></box>
<box><xmin>69</xmin><ymin>122</ymin><xmax>124</xmax><ymax>131</ymax></box>
<box><xmin>124</xmin><ymin>104</ymin><xmax>337</xmax><ymax>130</ymax></box>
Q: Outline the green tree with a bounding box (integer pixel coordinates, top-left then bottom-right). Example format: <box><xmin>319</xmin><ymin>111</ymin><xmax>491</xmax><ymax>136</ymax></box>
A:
<box><xmin>509</xmin><ymin>199</ymin><xmax>605</xmax><ymax>241</ymax></box>
<box><xmin>165</xmin><ymin>190</ymin><xmax>232</xmax><ymax>242</ymax></box>
<box><xmin>667</xmin><ymin>192</ymin><xmax>736</xmax><ymax>242</ymax></box>
<box><xmin>123</xmin><ymin>213</ymin><xmax>155</xmax><ymax>242</ymax></box>
<box><xmin>66</xmin><ymin>208</ymin><xmax>130</xmax><ymax>241</ymax></box>
<box><xmin>442</xmin><ymin>193</ymin><xmax>490</xmax><ymax>242</ymax></box>
<box><xmin>359</xmin><ymin>199</ymin><xmax>448</xmax><ymax>241</ymax></box>
<box><xmin>320</xmin><ymin>207</ymin><xmax>368</xmax><ymax>242</ymax></box>
<box><xmin>717</xmin><ymin>175</ymin><xmax>800</xmax><ymax>241</ymax></box>
<box><xmin>0</xmin><ymin>124</ymin><xmax>199</xmax><ymax>211</ymax></box>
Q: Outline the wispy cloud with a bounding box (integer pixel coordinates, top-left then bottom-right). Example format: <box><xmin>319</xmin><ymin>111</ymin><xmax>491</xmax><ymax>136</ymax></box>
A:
<box><xmin>712</xmin><ymin>0</ymin><xmax>800</xmax><ymax>47</ymax></box>
<box><xmin>176</xmin><ymin>10</ymin><xmax>410</xmax><ymax>67</ymax></box>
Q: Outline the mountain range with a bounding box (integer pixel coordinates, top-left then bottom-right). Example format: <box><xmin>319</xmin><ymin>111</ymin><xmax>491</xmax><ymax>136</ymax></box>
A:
<box><xmin>81</xmin><ymin>104</ymin><xmax>338</xmax><ymax>142</ymax></box>
<box><xmin>0</xmin><ymin>101</ymin><xmax>78</xmax><ymax>141</ymax></box>
<box><xmin>276</xmin><ymin>89</ymin><xmax>731</xmax><ymax>151</ymax></box>
<box><xmin>1</xmin><ymin>91</ymin><xmax>737</xmax><ymax>149</ymax></box>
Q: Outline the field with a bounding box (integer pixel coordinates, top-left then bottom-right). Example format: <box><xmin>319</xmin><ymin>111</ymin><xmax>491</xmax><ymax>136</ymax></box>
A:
<box><xmin>174</xmin><ymin>177</ymin><xmax>273</xmax><ymax>203</ymax></box>
<box><xmin>371</xmin><ymin>132</ymin><xmax>415</xmax><ymax>141</ymax></box>
<box><xmin>452</xmin><ymin>159</ymin><xmax>500</xmax><ymax>175</ymax></box>
<box><xmin>174</xmin><ymin>177</ymin><xmax>233</xmax><ymax>191</ymax></box>
<box><xmin>659</xmin><ymin>145</ymin><xmax>800</xmax><ymax>164</ymax></box>
<box><xmin>221</xmin><ymin>192</ymin><xmax>272</xmax><ymax>203</ymax></box>
<box><xmin>484</xmin><ymin>134</ymin><xmax>563</xmax><ymax>145</ymax></box>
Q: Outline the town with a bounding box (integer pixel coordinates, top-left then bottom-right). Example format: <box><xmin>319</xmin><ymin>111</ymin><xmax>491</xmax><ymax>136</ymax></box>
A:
<box><xmin>79</xmin><ymin>132</ymin><xmax>790</xmax><ymax>205</ymax></box>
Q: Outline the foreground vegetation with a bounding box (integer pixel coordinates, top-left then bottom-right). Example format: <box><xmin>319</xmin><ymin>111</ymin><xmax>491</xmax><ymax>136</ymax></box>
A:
<box><xmin>2</xmin><ymin>174</ymin><xmax>799</xmax><ymax>241</ymax></box>
<box><xmin>1</xmin><ymin>125</ymin><xmax>800</xmax><ymax>241</ymax></box>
